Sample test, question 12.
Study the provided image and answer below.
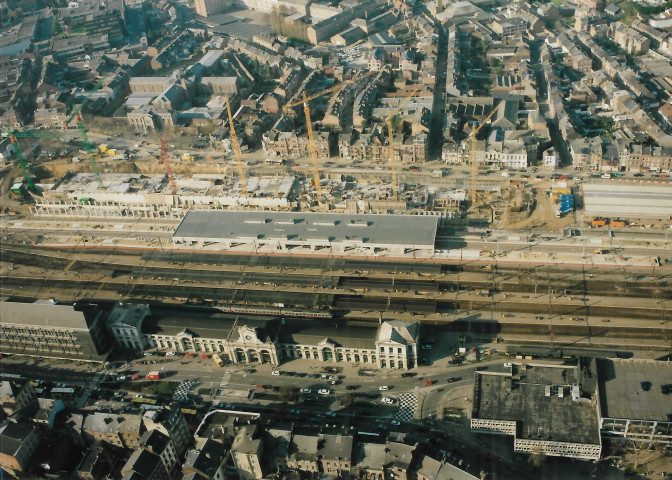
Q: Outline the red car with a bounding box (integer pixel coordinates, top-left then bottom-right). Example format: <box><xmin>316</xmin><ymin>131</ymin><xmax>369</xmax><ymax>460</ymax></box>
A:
<box><xmin>423</xmin><ymin>380</ymin><xmax>433</xmax><ymax>386</ymax></box>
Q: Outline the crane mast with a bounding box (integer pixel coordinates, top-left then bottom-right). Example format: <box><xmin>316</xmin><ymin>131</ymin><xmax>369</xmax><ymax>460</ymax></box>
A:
<box><xmin>283</xmin><ymin>70</ymin><xmax>380</xmax><ymax>198</ymax></box>
<box><xmin>76</xmin><ymin>113</ymin><xmax>103</xmax><ymax>189</ymax></box>
<box><xmin>385</xmin><ymin>86</ymin><xmax>421</xmax><ymax>201</ymax></box>
<box><xmin>302</xmin><ymin>90</ymin><xmax>323</xmax><ymax>196</ymax></box>
<box><xmin>8</xmin><ymin>134</ymin><xmax>36</xmax><ymax>192</ymax></box>
<box><xmin>225</xmin><ymin>95</ymin><xmax>247</xmax><ymax>196</ymax></box>
<box><xmin>470</xmin><ymin>101</ymin><xmax>503</xmax><ymax>205</ymax></box>
<box><xmin>158</xmin><ymin>128</ymin><xmax>177</xmax><ymax>195</ymax></box>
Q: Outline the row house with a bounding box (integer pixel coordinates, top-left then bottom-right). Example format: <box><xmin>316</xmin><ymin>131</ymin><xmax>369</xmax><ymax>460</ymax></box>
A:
<box><xmin>624</xmin><ymin>144</ymin><xmax>672</xmax><ymax>172</ymax></box>
<box><xmin>398</xmin><ymin>134</ymin><xmax>428</xmax><ymax>162</ymax></box>
<box><xmin>570</xmin><ymin>137</ymin><xmax>603</xmax><ymax>170</ymax></box>
<box><xmin>33</xmin><ymin>108</ymin><xmax>67</xmax><ymax>129</ymax></box>
<box><xmin>630</xmin><ymin>19</ymin><xmax>669</xmax><ymax>49</ymax></box>
<box><xmin>556</xmin><ymin>33</ymin><xmax>592</xmax><ymax>73</ymax></box>
<box><xmin>353</xmin><ymin>71</ymin><xmax>389</xmax><ymax>128</ymax></box>
<box><xmin>612</xmin><ymin>23</ymin><xmax>650</xmax><ymax>55</ymax></box>
<box><xmin>340</xmin><ymin>130</ymin><xmax>388</xmax><ymax>163</ymax></box>
<box><xmin>262</xmin><ymin>130</ymin><xmax>331</xmax><ymax>159</ymax></box>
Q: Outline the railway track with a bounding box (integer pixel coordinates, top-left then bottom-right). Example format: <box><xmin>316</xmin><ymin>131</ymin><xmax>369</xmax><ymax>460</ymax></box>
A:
<box><xmin>3</xmin><ymin>244</ymin><xmax>671</xmax><ymax>350</ymax></box>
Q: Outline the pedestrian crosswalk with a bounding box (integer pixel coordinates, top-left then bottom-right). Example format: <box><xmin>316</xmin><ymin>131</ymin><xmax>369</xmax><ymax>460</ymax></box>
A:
<box><xmin>74</xmin><ymin>373</ymin><xmax>103</xmax><ymax>409</ymax></box>
<box><xmin>394</xmin><ymin>392</ymin><xmax>418</xmax><ymax>422</ymax></box>
<box><xmin>173</xmin><ymin>380</ymin><xmax>198</xmax><ymax>403</ymax></box>
<box><xmin>219</xmin><ymin>373</ymin><xmax>231</xmax><ymax>389</ymax></box>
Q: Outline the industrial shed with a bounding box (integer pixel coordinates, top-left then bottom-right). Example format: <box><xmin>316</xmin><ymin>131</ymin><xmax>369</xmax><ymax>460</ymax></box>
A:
<box><xmin>173</xmin><ymin>211</ymin><xmax>438</xmax><ymax>255</ymax></box>
<box><xmin>583</xmin><ymin>184</ymin><xmax>672</xmax><ymax>219</ymax></box>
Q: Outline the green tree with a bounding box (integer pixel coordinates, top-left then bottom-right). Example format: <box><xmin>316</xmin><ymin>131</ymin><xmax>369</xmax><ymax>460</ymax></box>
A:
<box><xmin>279</xmin><ymin>386</ymin><xmax>299</xmax><ymax>402</ymax></box>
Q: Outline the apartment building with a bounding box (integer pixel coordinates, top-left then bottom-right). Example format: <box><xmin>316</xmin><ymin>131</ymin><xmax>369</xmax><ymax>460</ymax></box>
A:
<box><xmin>0</xmin><ymin>422</ymin><xmax>40</xmax><ymax>477</ymax></box>
<box><xmin>121</xmin><ymin>449</ymin><xmax>169</xmax><ymax>480</ymax></box>
<box><xmin>82</xmin><ymin>412</ymin><xmax>146</xmax><ymax>450</ymax></box>
<box><xmin>318</xmin><ymin>434</ymin><xmax>353</xmax><ymax>476</ymax></box>
<box><xmin>0</xmin><ymin>381</ymin><xmax>37</xmax><ymax>416</ymax></box>
<box><xmin>182</xmin><ymin>439</ymin><xmax>227</xmax><ymax>480</ymax></box>
<box><xmin>262</xmin><ymin>130</ymin><xmax>331</xmax><ymax>159</ymax></box>
<box><xmin>194</xmin><ymin>0</ymin><xmax>229</xmax><ymax>16</ymax></box>
<box><xmin>231</xmin><ymin>425</ymin><xmax>265</xmax><ymax>480</ymax></box>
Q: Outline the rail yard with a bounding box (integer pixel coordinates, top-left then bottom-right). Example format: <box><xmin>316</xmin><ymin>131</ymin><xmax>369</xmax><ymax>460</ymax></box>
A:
<box><xmin>2</xmin><ymin>238</ymin><xmax>670</xmax><ymax>355</ymax></box>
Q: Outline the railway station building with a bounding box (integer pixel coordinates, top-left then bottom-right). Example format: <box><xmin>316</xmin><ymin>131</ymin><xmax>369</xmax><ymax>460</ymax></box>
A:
<box><xmin>172</xmin><ymin>211</ymin><xmax>439</xmax><ymax>256</ymax></box>
<box><xmin>470</xmin><ymin>361</ymin><xmax>602</xmax><ymax>460</ymax></box>
<box><xmin>105</xmin><ymin>303</ymin><xmax>419</xmax><ymax>370</ymax></box>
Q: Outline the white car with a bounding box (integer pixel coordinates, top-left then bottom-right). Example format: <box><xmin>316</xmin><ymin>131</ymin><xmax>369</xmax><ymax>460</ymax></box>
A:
<box><xmin>328</xmin><ymin>375</ymin><xmax>339</xmax><ymax>381</ymax></box>
<box><xmin>272</xmin><ymin>371</ymin><xmax>280</xmax><ymax>376</ymax></box>
<box><xmin>379</xmin><ymin>385</ymin><xmax>389</xmax><ymax>391</ymax></box>
<box><xmin>503</xmin><ymin>362</ymin><xmax>512</xmax><ymax>368</ymax></box>
<box><xmin>166</xmin><ymin>352</ymin><xmax>176</xmax><ymax>356</ymax></box>
<box><xmin>318</xmin><ymin>389</ymin><xmax>331</xmax><ymax>395</ymax></box>
<box><xmin>381</xmin><ymin>397</ymin><xmax>394</xmax><ymax>404</ymax></box>
<box><xmin>391</xmin><ymin>420</ymin><xmax>400</xmax><ymax>426</ymax></box>
<box><xmin>300</xmin><ymin>388</ymin><xmax>311</xmax><ymax>394</ymax></box>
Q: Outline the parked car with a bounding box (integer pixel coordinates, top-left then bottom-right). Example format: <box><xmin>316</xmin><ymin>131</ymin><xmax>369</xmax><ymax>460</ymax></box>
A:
<box><xmin>318</xmin><ymin>389</ymin><xmax>331</xmax><ymax>395</ymax></box>
<box><xmin>300</xmin><ymin>388</ymin><xmax>311</xmax><ymax>394</ymax></box>
<box><xmin>346</xmin><ymin>385</ymin><xmax>359</xmax><ymax>390</ymax></box>
<box><xmin>272</xmin><ymin>371</ymin><xmax>280</xmax><ymax>376</ymax></box>
<box><xmin>391</xmin><ymin>420</ymin><xmax>400</xmax><ymax>426</ymax></box>
<box><xmin>423</xmin><ymin>380</ymin><xmax>434</xmax><ymax>386</ymax></box>
<box><xmin>381</xmin><ymin>397</ymin><xmax>395</xmax><ymax>404</ymax></box>
<box><xmin>379</xmin><ymin>385</ymin><xmax>389</xmax><ymax>391</ymax></box>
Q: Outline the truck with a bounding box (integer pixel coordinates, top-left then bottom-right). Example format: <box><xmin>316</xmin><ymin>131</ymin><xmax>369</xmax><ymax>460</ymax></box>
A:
<box><xmin>212</xmin><ymin>353</ymin><xmax>224</xmax><ymax>367</ymax></box>
<box><xmin>594</xmin><ymin>248</ymin><xmax>610</xmax><ymax>254</ymax></box>
<box><xmin>611</xmin><ymin>220</ymin><xmax>627</xmax><ymax>227</ymax></box>
<box><xmin>591</xmin><ymin>218</ymin><xmax>607</xmax><ymax>227</ymax></box>
<box><xmin>146</xmin><ymin>371</ymin><xmax>161</xmax><ymax>380</ymax></box>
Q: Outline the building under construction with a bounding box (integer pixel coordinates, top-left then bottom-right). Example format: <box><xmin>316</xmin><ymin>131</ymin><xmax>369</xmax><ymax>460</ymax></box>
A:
<box><xmin>29</xmin><ymin>172</ymin><xmax>467</xmax><ymax>218</ymax></box>
<box><xmin>31</xmin><ymin>173</ymin><xmax>298</xmax><ymax>218</ymax></box>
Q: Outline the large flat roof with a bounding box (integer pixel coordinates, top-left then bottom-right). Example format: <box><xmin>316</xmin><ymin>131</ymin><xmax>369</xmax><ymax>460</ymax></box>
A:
<box><xmin>173</xmin><ymin>211</ymin><xmax>438</xmax><ymax>248</ymax></box>
<box><xmin>1</xmin><ymin>300</ymin><xmax>97</xmax><ymax>330</ymax></box>
<box><xmin>583</xmin><ymin>183</ymin><xmax>672</xmax><ymax>218</ymax></box>
<box><xmin>473</xmin><ymin>363</ymin><xmax>601</xmax><ymax>445</ymax></box>
<box><xmin>597</xmin><ymin>358</ymin><xmax>672</xmax><ymax>421</ymax></box>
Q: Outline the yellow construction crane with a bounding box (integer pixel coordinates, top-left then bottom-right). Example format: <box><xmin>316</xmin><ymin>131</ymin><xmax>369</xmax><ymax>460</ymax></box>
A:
<box><xmin>469</xmin><ymin>101</ymin><xmax>503</xmax><ymax>205</ymax></box>
<box><xmin>283</xmin><ymin>70</ymin><xmax>380</xmax><ymax>196</ymax></box>
<box><xmin>385</xmin><ymin>86</ymin><xmax>422</xmax><ymax>201</ymax></box>
<box><xmin>225</xmin><ymin>95</ymin><xmax>248</xmax><ymax>196</ymax></box>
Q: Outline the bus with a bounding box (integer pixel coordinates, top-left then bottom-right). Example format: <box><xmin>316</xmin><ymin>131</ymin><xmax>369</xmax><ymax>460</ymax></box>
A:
<box><xmin>265</xmin><ymin>158</ymin><xmax>284</xmax><ymax>165</ymax></box>
<box><xmin>212</xmin><ymin>353</ymin><xmax>224</xmax><ymax>367</ymax></box>
<box><xmin>131</xmin><ymin>397</ymin><xmax>158</xmax><ymax>406</ymax></box>
<box><xmin>51</xmin><ymin>387</ymin><xmax>76</xmax><ymax>398</ymax></box>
